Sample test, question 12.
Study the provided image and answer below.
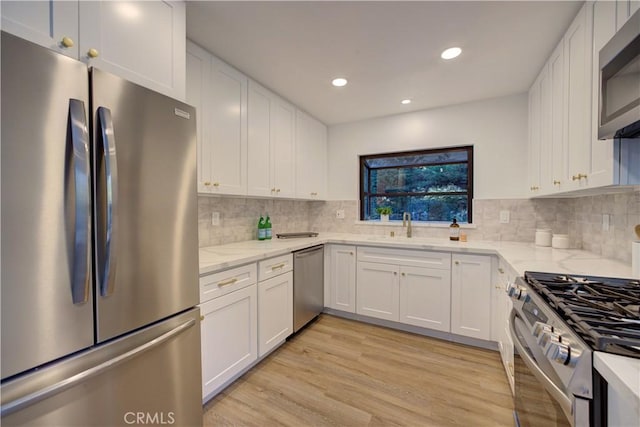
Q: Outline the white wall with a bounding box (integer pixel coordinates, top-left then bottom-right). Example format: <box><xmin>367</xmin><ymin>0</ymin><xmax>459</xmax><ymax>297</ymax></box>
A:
<box><xmin>327</xmin><ymin>93</ymin><xmax>528</xmax><ymax>200</ymax></box>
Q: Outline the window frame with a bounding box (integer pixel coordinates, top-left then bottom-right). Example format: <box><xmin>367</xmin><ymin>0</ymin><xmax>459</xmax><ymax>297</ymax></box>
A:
<box><xmin>359</xmin><ymin>146</ymin><xmax>474</xmax><ymax>223</ymax></box>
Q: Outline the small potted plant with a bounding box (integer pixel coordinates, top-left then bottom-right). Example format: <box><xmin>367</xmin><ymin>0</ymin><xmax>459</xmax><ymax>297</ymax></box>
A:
<box><xmin>376</xmin><ymin>206</ymin><xmax>392</xmax><ymax>222</ymax></box>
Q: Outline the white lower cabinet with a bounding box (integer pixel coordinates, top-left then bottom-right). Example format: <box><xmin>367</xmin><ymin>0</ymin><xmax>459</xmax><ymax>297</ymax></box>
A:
<box><xmin>199</xmin><ymin>283</ymin><xmax>257</xmax><ymax>400</ymax></box>
<box><xmin>356</xmin><ymin>261</ymin><xmax>399</xmax><ymax>321</ymax></box>
<box><xmin>399</xmin><ymin>266</ymin><xmax>451</xmax><ymax>332</ymax></box>
<box><xmin>258</xmin><ymin>271</ymin><xmax>293</xmax><ymax>357</ymax></box>
<box><xmin>356</xmin><ymin>248</ymin><xmax>452</xmax><ymax>328</ymax></box>
<box><xmin>327</xmin><ymin>245</ymin><xmax>357</xmax><ymax>313</ymax></box>
<box><xmin>451</xmin><ymin>254</ymin><xmax>492</xmax><ymax>340</ymax></box>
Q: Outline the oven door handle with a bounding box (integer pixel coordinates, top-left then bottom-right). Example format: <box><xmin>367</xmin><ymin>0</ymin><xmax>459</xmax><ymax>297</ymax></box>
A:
<box><xmin>509</xmin><ymin>309</ymin><xmax>574</xmax><ymax>424</ymax></box>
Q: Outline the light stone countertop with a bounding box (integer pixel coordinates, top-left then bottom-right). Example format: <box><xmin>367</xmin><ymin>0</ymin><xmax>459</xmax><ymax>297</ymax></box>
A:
<box><xmin>594</xmin><ymin>353</ymin><xmax>640</xmax><ymax>415</ymax></box>
<box><xmin>198</xmin><ymin>232</ymin><xmax>637</xmax><ymax>403</ymax></box>
<box><xmin>199</xmin><ymin>232</ymin><xmax>633</xmax><ymax>278</ymax></box>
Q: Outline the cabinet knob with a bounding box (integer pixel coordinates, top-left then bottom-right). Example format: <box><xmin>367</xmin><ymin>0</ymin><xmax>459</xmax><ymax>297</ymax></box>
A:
<box><xmin>271</xmin><ymin>188</ymin><xmax>276</xmax><ymax>193</ymax></box>
<box><xmin>498</xmin><ymin>268</ymin><xmax>504</xmax><ymax>274</ymax></box>
<box><xmin>204</xmin><ymin>181</ymin><xmax>211</xmax><ymax>186</ymax></box>
<box><xmin>401</xmin><ymin>272</ymin><xmax>405</xmax><ymax>277</ymax></box>
<box><xmin>553</xmin><ymin>180</ymin><xmax>561</xmax><ymax>185</ymax></box>
<box><xmin>87</xmin><ymin>48</ymin><xmax>99</xmax><ymax>58</ymax></box>
<box><xmin>276</xmin><ymin>189</ymin><xmax>281</xmax><ymax>193</ymax></box>
<box><xmin>454</xmin><ymin>261</ymin><xmax>460</xmax><ymax>265</ymax></box>
<box><xmin>60</xmin><ymin>36</ymin><xmax>74</xmax><ymax>48</ymax></box>
<box><xmin>213</xmin><ymin>182</ymin><xmax>220</xmax><ymax>187</ymax></box>
<box><xmin>349</xmin><ymin>252</ymin><xmax>354</xmax><ymax>255</ymax></box>
<box><xmin>200</xmin><ymin>315</ymin><xmax>205</xmax><ymax>321</ymax></box>
<box><xmin>393</xmin><ymin>271</ymin><xmax>397</xmax><ymax>275</ymax></box>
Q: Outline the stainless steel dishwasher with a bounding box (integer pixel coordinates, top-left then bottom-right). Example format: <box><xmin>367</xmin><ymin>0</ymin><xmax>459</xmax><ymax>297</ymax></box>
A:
<box><xmin>293</xmin><ymin>245</ymin><xmax>324</xmax><ymax>332</ymax></box>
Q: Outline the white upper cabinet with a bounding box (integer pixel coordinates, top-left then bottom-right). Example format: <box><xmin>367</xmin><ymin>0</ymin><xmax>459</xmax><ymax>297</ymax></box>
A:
<box><xmin>616</xmin><ymin>0</ymin><xmax>640</xmax><ymax>30</ymax></box>
<box><xmin>79</xmin><ymin>1</ymin><xmax>185</xmax><ymax>100</ymax></box>
<box><xmin>526</xmin><ymin>1</ymin><xmax>639</xmax><ymax>197</ymax></box>
<box><xmin>295</xmin><ymin>110</ymin><xmax>327</xmax><ymax>200</ymax></box>
<box><xmin>247</xmin><ymin>81</ymin><xmax>296</xmax><ymax>198</ymax></box>
<box><xmin>564</xmin><ymin>4</ymin><xmax>592</xmax><ymax>190</ymax></box>
<box><xmin>2</xmin><ymin>0</ymin><xmax>186</xmax><ymax>100</ymax></box>
<box><xmin>1</xmin><ymin>0</ymin><xmax>79</xmax><ymax>58</ymax></box>
<box><xmin>186</xmin><ymin>42</ymin><xmax>248</xmax><ymax>195</ymax></box>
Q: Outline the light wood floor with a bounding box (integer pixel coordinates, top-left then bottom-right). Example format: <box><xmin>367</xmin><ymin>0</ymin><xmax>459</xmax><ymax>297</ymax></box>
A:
<box><xmin>203</xmin><ymin>314</ymin><xmax>514</xmax><ymax>427</ymax></box>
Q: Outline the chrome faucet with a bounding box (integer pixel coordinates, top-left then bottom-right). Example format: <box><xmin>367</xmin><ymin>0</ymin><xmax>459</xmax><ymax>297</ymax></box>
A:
<box><xmin>402</xmin><ymin>212</ymin><xmax>412</xmax><ymax>238</ymax></box>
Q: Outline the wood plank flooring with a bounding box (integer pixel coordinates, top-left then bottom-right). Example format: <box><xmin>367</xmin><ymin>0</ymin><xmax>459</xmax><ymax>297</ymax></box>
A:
<box><xmin>203</xmin><ymin>314</ymin><xmax>514</xmax><ymax>426</ymax></box>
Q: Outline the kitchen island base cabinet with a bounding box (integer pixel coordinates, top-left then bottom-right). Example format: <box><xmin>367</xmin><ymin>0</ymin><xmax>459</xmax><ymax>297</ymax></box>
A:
<box><xmin>451</xmin><ymin>254</ymin><xmax>492</xmax><ymax>340</ymax></box>
<box><xmin>199</xmin><ymin>284</ymin><xmax>257</xmax><ymax>401</ymax></box>
<box><xmin>327</xmin><ymin>245</ymin><xmax>357</xmax><ymax>313</ymax></box>
<box><xmin>258</xmin><ymin>271</ymin><xmax>293</xmax><ymax>357</ymax></box>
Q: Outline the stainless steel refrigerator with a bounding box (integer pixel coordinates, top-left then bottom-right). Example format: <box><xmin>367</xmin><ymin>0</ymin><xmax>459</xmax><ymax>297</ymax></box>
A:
<box><xmin>1</xmin><ymin>32</ymin><xmax>203</xmax><ymax>426</ymax></box>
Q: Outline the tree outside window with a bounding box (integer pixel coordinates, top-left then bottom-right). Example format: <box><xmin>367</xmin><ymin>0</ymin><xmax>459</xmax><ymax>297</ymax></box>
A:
<box><xmin>360</xmin><ymin>146</ymin><xmax>473</xmax><ymax>223</ymax></box>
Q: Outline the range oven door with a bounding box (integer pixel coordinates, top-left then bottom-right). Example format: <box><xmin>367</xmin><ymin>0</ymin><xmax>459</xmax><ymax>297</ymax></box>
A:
<box><xmin>509</xmin><ymin>310</ymin><xmax>588</xmax><ymax>427</ymax></box>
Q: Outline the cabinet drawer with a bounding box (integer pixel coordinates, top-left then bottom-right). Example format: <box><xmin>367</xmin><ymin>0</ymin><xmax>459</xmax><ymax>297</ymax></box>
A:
<box><xmin>258</xmin><ymin>253</ymin><xmax>293</xmax><ymax>281</ymax></box>
<box><xmin>357</xmin><ymin>246</ymin><xmax>451</xmax><ymax>270</ymax></box>
<box><xmin>200</xmin><ymin>263</ymin><xmax>257</xmax><ymax>303</ymax></box>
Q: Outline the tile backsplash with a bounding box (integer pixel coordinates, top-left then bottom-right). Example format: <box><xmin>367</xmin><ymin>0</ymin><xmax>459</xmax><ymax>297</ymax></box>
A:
<box><xmin>198</xmin><ymin>189</ymin><xmax>640</xmax><ymax>264</ymax></box>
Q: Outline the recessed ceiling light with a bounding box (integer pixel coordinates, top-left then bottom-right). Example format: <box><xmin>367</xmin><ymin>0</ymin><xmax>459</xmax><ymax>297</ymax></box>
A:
<box><xmin>401</xmin><ymin>99</ymin><xmax>412</xmax><ymax>105</ymax></box>
<box><xmin>331</xmin><ymin>77</ymin><xmax>348</xmax><ymax>87</ymax></box>
<box><xmin>441</xmin><ymin>47</ymin><xmax>462</xmax><ymax>60</ymax></box>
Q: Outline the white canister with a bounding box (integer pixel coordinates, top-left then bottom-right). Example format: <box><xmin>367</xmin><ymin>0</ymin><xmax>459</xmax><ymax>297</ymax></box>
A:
<box><xmin>632</xmin><ymin>241</ymin><xmax>640</xmax><ymax>279</ymax></box>
<box><xmin>535</xmin><ymin>229</ymin><xmax>552</xmax><ymax>247</ymax></box>
<box><xmin>552</xmin><ymin>234</ymin><xmax>570</xmax><ymax>249</ymax></box>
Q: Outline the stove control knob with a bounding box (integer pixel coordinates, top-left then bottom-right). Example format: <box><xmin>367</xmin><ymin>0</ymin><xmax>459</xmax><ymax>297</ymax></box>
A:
<box><xmin>537</xmin><ymin>331</ymin><xmax>561</xmax><ymax>347</ymax></box>
<box><xmin>546</xmin><ymin>342</ymin><xmax>571</xmax><ymax>366</ymax></box>
<box><xmin>532</xmin><ymin>321</ymin><xmax>553</xmax><ymax>337</ymax></box>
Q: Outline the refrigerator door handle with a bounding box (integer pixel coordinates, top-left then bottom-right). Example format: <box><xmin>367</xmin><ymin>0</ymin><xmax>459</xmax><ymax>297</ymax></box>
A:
<box><xmin>0</xmin><ymin>318</ymin><xmax>196</xmax><ymax>417</ymax></box>
<box><xmin>69</xmin><ymin>99</ymin><xmax>91</xmax><ymax>304</ymax></box>
<box><xmin>97</xmin><ymin>106</ymin><xmax>118</xmax><ymax>297</ymax></box>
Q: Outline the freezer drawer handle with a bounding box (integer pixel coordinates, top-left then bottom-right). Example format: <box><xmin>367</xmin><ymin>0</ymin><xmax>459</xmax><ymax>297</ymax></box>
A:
<box><xmin>0</xmin><ymin>318</ymin><xmax>195</xmax><ymax>417</ymax></box>
<box><xmin>68</xmin><ymin>99</ymin><xmax>91</xmax><ymax>304</ymax></box>
<box><xmin>97</xmin><ymin>106</ymin><xmax>118</xmax><ymax>297</ymax></box>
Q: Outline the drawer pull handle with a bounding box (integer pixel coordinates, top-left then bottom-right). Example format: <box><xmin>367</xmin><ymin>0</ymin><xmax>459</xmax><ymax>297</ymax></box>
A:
<box><xmin>217</xmin><ymin>278</ymin><xmax>238</xmax><ymax>287</ymax></box>
<box><xmin>498</xmin><ymin>268</ymin><xmax>504</xmax><ymax>274</ymax></box>
<box><xmin>271</xmin><ymin>263</ymin><xmax>286</xmax><ymax>271</ymax></box>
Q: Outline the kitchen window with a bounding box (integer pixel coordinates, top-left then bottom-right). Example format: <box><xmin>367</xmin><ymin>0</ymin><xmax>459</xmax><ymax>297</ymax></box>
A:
<box><xmin>360</xmin><ymin>146</ymin><xmax>473</xmax><ymax>223</ymax></box>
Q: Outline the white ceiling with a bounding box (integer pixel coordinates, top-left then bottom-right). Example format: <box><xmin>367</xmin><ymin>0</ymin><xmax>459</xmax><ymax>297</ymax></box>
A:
<box><xmin>186</xmin><ymin>1</ymin><xmax>583</xmax><ymax>125</ymax></box>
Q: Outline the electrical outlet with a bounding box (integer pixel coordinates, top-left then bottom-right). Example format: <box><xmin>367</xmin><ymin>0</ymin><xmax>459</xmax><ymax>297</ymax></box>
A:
<box><xmin>336</xmin><ymin>209</ymin><xmax>345</xmax><ymax>219</ymax></box>
<box><xmin>211</xmin><ymin>212</ymin><xmax>220</xmax><ymax>226</ymax></box>
<box><xmin>602</xmin><ymin>214</ymin><xmax>610</xmax><ymax>231</ymax></box>
<box><xmin>499</xmin><ymin>210</ymin><xmax>510</xmax><ymax>224</ymax></box>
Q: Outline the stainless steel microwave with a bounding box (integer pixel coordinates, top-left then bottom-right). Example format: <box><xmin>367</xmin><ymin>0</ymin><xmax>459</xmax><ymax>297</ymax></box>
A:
<box><xmin>598</xmin><ymin>9</ymin><xmax>640</xmax><ymax>139</ymax></box>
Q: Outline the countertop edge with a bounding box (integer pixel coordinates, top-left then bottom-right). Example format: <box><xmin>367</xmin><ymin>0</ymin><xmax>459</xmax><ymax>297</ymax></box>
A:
<box><xmin>594</xmin><ymin>352</ymin><xmax>640</xmax><ymax>405</ymax></box>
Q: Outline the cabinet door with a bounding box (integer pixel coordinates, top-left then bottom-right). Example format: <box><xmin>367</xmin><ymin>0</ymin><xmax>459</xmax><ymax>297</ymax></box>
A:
<box><xmin>186</xmin><ymin>41</ymin><xmax>212</xmax><ymax>194</ymax></box>
<box><xmin>451</xmin><ymin>254</ymin><xmax>492</xmax><ymax>340</ymax></box>
<box><xmin>247</xmin><ymin>81</ymin><xmax>274</xmax><ymax>197</ymax></box>
<box><xmin>356</xmin><ymin>262</ymin><xmax>399</xmax><ymax>321</ymax></box>
<box><xmin>208</xmin><ymin>56</ymin><xmax>248</xmax><ymax>195</ymax></box>
<box><xmin>199</xmin><ymin>284</ymin><xmax>257</xmax><ymax>400</ymax></box>
<box><xmin>549</xmin><ymin>41</ymin><xmax>567</xmax><ymax>192</ymax></box>
<box><xmin>271</xmin><ymin>97</ymin><xmax>296</xmax><ymax>198</ymax></box>
<box><xmin>399</xmin><ymin>266</ymin><xmax>451</xmax><ymax>332</ymax></box>
<box><xmin>538</xmin><ymin>65</ymin><xmax>553</xmax><ymax>194</ymax></box>
<box><xmin>564</xmin><ymin>4</ymin><xmax>592</xmax><ymax>189</ymax></box>
<box><xmin>527</xmin><ymin>77</ymin><xmax>541</xmax><ymax>195</ymax></box>
<box><xmin>79</xmin><ymin>1</ymin><xmax>186</xmax><ymax>100</ymax></box>
<box><xmin>258</xmin><ymin>272</ymin><xmax>293</xmax><ymax>357</ymax></box>
<box><xmin>295</xmin><ymin>110</ymin><xmax>327</xmax><ymax>199</ymax></box>
<box><xmin>616</xmin><ymin>0</ymin><xmax>640</xmax><ymax>30</ymax></box>
<box><xmin>1</xmin><ymin>0</ymin><xmax>79</xmax><ymax>58</ymax></box>
<box><xmin>589</xmin><ymin>0</ymin><xmax>617</xmax><ymax>188</ymax></box>
<box><xmin>329</xmin><ymin>245</ymin><xmax>356</xmax><ymax>313</ymax></box>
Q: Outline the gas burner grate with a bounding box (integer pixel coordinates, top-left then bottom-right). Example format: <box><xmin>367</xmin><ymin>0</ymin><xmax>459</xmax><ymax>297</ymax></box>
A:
<box><xmin>524</xmin><ymin>271</ymin><xmax>640</xmax><ymax>357</ymax></box>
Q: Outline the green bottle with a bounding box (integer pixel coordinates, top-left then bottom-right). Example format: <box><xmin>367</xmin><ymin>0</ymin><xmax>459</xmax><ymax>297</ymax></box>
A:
<box><xmin>265</xmin><ymin>215</ymin><xmax>272</xmax><ymax>240</ymax></box>
<box><xmin>258</xmin><ymin>216</ymin><xmax>266</xmax><ymax>241</ymax></box>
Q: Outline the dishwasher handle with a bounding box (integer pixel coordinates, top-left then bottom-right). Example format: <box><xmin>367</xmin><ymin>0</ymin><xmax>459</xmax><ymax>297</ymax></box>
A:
<box><xmin>294</xmin><ymin>245</ymin><xmax>324</xmax><ymax>258</ymax></box>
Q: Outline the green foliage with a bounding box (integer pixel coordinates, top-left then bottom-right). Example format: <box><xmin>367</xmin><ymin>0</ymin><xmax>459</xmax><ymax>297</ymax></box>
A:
<box><xmin>375</xmin><ymin>206</ymin><xmax>392</xmax><ymax>215</ymax></box>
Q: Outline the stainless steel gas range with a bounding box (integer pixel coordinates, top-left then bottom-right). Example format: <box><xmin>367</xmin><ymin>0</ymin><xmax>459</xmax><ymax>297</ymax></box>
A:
<box><xmin>508</xmin><ymin>271</ymin><xmax>640</xmax><ymax>427</ymax></box>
